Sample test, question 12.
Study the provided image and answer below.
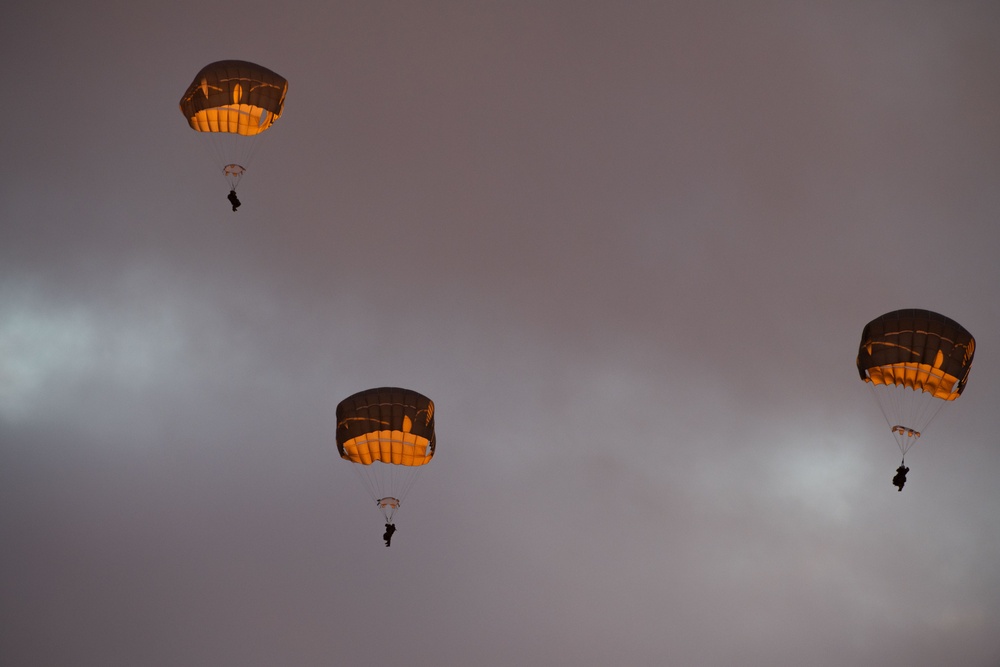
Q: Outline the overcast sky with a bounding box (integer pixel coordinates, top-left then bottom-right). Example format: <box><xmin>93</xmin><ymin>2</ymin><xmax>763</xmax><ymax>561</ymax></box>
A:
<box><xmin>3</xmin><ymin>1</ymin><xmax>1000</xmax><ymax>665</ymax></box>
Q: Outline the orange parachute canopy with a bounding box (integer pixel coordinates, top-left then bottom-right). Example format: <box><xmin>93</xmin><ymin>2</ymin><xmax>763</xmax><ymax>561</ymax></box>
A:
<box><xmin>179</xmin><ymin>60</ymin><xmax>287</xmax><ymax>136</ymax></box>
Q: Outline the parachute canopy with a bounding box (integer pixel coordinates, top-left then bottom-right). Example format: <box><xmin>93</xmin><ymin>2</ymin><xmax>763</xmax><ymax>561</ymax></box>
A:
<box><xmin>857</xmin><ymin>309</ymin><xmax>975</xmax><ymax>400</ymax></box>
<box><xmin>857</xmin><ymin>309</ymin><xmax>975</xmax><ymax>456</ymax></box>
<box><xmin>336</xmin><ymin>387</ymin><xmax>435</xmax><ymax>466</ymax></box>
<box><xmin>336</xmin><ymin>387</ymin><xmax>436</xmax><ymax>521</ymax></box>
<box><xmin>179</xmin><ymin>60</ymin><xmax>287</xmax><ymax>136</ymax></box>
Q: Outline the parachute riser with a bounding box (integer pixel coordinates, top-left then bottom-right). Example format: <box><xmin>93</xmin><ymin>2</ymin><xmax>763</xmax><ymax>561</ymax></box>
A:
<box><xmin>223</xmin><ymin>164</ymin><xmax>246</xmax><ymax>191</ymax></box>
<box><xmin>376</xmin><ymin>497</ymin><xmax>401</xmax><ymax>522</ymax></box>
<box><xmin>890</xmin><ymin>424</ymin><xmax>921</xmax><ymax>457</ymax></box>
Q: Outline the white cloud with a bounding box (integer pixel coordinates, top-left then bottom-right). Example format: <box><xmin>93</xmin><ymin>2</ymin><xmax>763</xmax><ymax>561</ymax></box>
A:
<box><xmin>0</xmin><ymin>303</ymin><xmax>96</xmax><ymax>422</ymax></box>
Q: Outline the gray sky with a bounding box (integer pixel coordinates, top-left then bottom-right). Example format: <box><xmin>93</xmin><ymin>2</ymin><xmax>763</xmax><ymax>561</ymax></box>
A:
<box><xmin>3</xmin><ymin>1</ymin><xmax>1000</xmax><ymax>665</ymax></box>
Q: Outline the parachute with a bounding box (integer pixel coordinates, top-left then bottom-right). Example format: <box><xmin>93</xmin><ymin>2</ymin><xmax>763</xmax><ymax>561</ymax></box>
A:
<box><xmin>336</xmin><ymin>387</ymin><xmax>436</xmax><ymax>522</ymax></box>
<box><xmin>179</xmin><ymin>60</ymin><xmax>288</xmax><ymax>194</ymax></box>
<box><xmin>857</xmin><ymin>309</ymin><xmax>975</xmax><ymax>459</ymax></box>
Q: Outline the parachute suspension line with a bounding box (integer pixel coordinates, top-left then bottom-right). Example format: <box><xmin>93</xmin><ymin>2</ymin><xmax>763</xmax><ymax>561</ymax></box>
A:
<box><xmin>388</xmin><ymin>460</ymin><xmax>397</xmax><ymax>506</ymax></box>
<box><xmin>194</xmin><ymin>128</ymin><xmax>266</xmax><ymax>192</ymax></box>
<box><xmin>193</xmin><ymin>135</ymin><xmax>225</xmax><ymax>187</ymax></box>
<box><xmin>191</xmin><ymin>134</ymin><xmax>239</xmax><ymax>191</ymax></box>
<box><xmin>347</xmin><ymin>460</ymin><xmax>420</xmax><ymax>521</ymax></box>
<box><xmin>219</xmin><ymin>131</ymin><xmax>254</xmax><ymax>191</ymax></box>
<box><xmin>349</xmin><ymin>460</ymin><xmax>378</xmax><ymax>504</ymax></box>
<box><xmin>240</xmin><ymin>127</ymin><xmax>268</xmax><ymax>177</ymax></box>
<box><xmin>867</xmin><ymin>381</ymin><xmax>949</xmax><ymax>457</ymax></box>
<box><xmin>396</xmin><ymin>464</ymin><xmax>421</xmax><ymax>505</ymax></box>
<box><xmin>914</xmin><ymin>390</ymin><xmax>947</xmax><ymax>436</ymax></box>
<box><xmin>867</xmin><ymin>381</ymin><xmax>895</xmax><ymax>436</ymax></box>
<box><xmin>382</xmin><ymin>461</ymin><xmax>418</xmax><ymax>510</ymax></box>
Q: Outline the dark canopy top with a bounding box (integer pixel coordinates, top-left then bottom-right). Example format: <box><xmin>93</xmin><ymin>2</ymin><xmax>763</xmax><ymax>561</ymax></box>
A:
<box><xmin>336</xmin><ymin>387</ymin><xmax>436</xmax><ymax>466</ymax></box>
<box><xmin>179</xmin><ymin>60</ymin><xmax>287</xmax><ymax>136</ymax></box>
<box><xmin>857</xmin><ymin>309</ymin><xmax>975</xmax><ymax>400</ymax></box>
